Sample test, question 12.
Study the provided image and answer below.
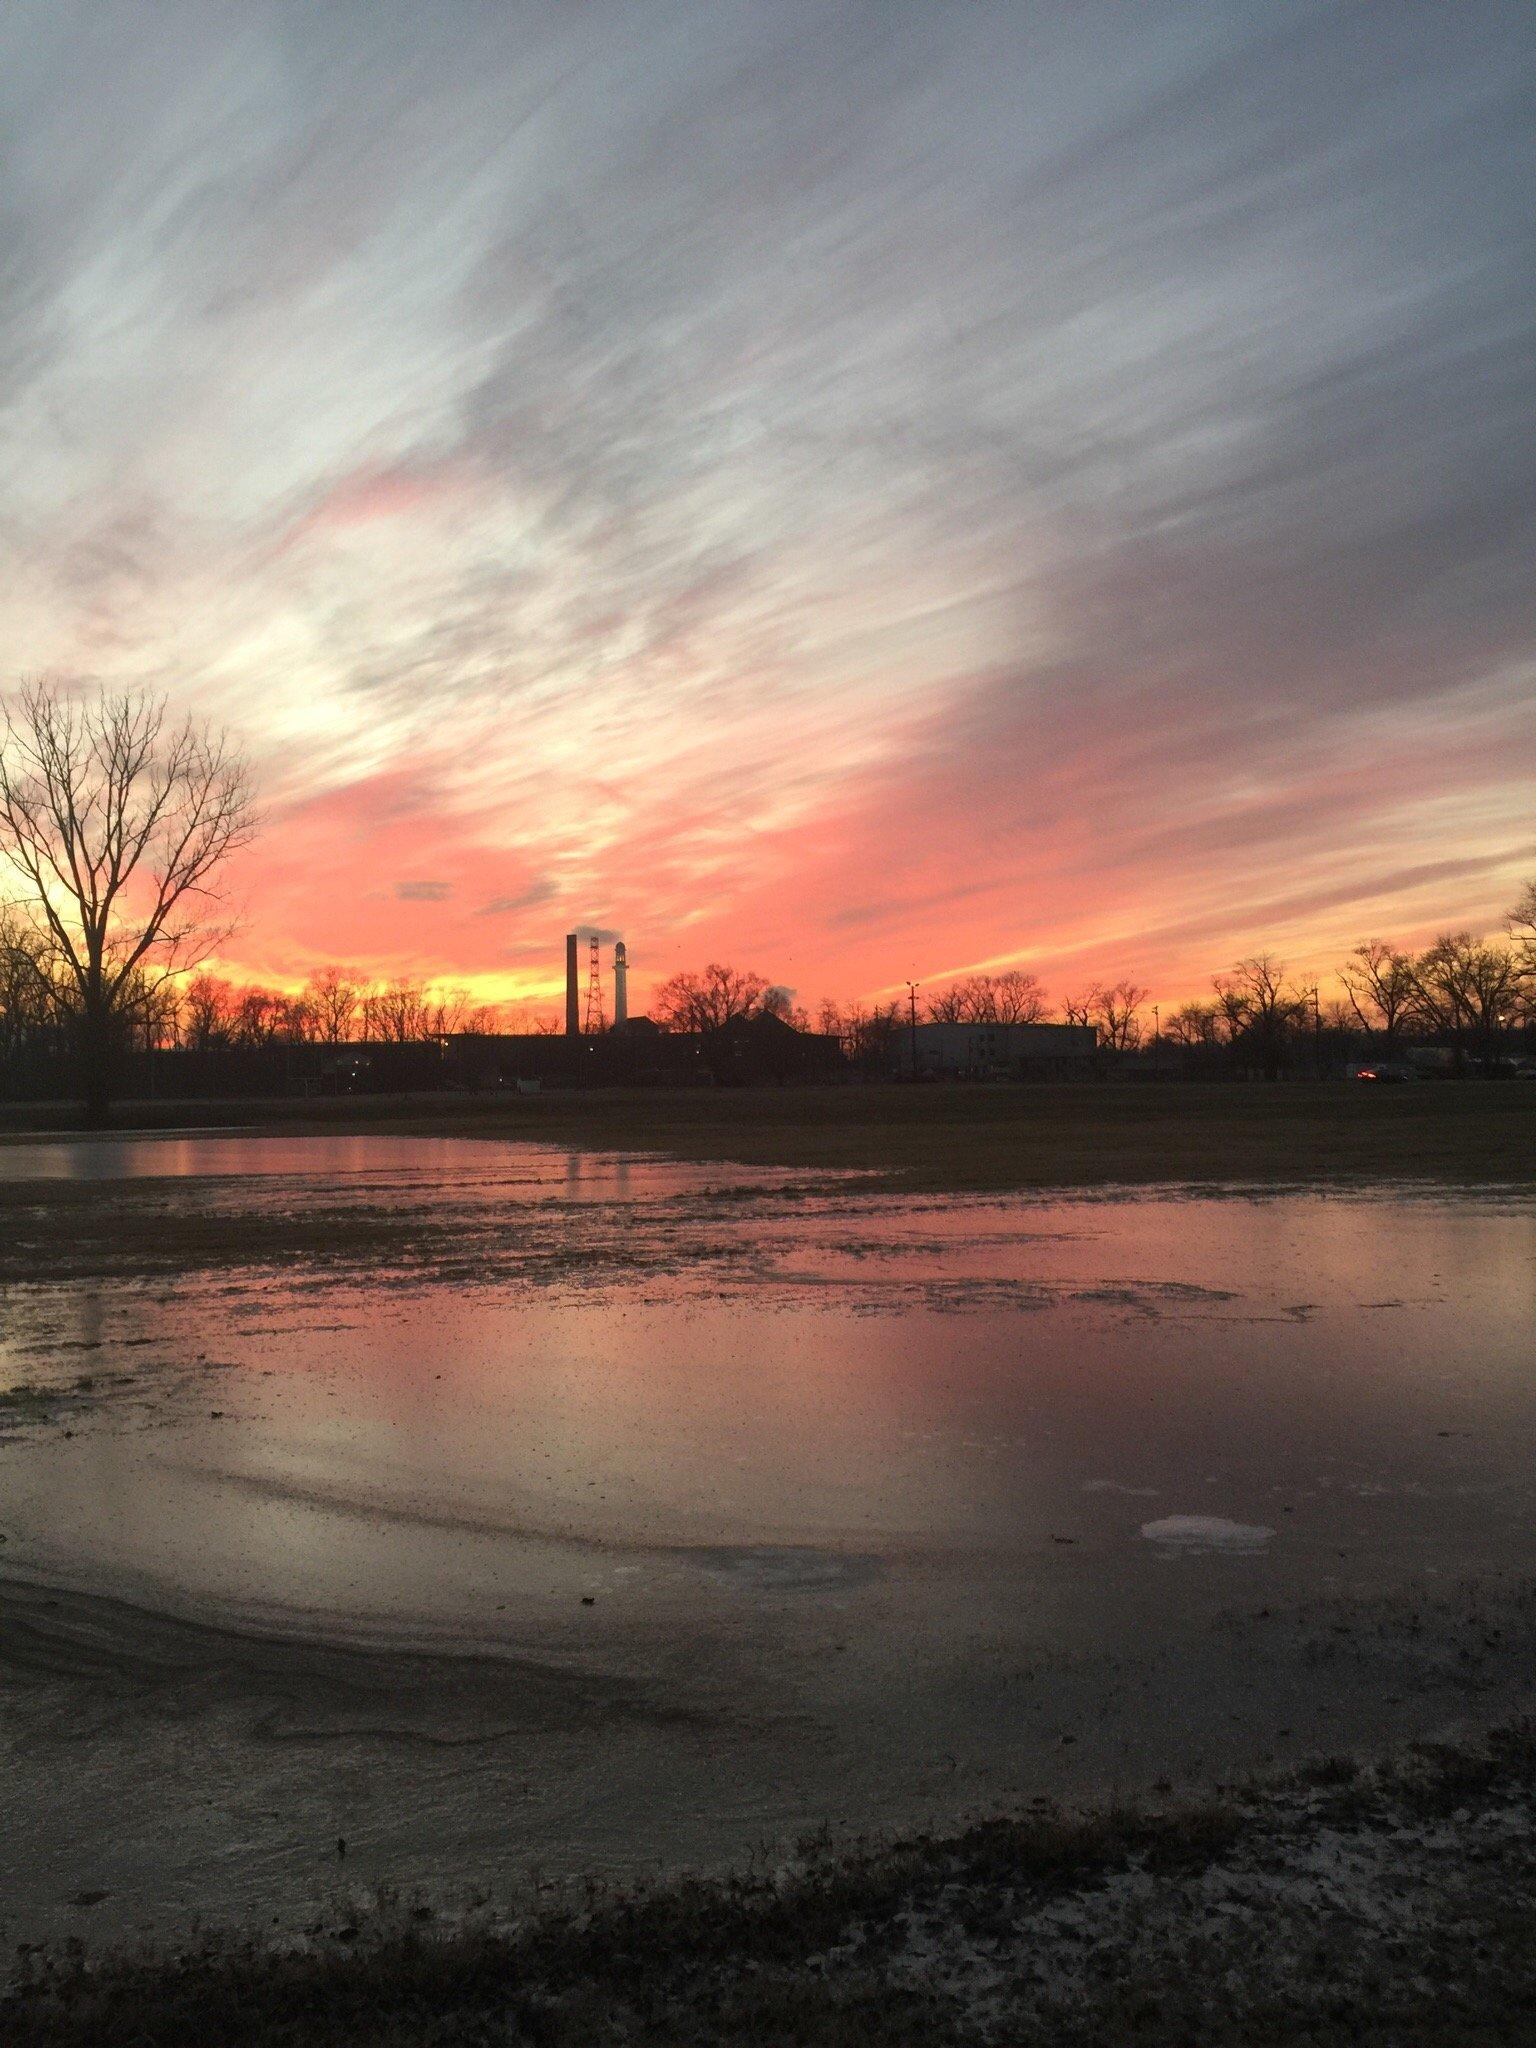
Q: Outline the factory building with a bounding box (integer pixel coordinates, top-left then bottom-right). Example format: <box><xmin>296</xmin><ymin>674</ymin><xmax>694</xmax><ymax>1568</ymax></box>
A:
<box><xmin>448</xmin><ymin>1010</ymin><xmax>841</xmax><ymax>1090</ymax></box>
<box><xmin>894</xmin><ymin>1020</ymin><xmax>1097</xmax><ymax>1079</ymax></box>
<box><xmin>452</xmin><ymin>937</ymin><xmax>1095</xmax><ymax>1090</ymax></box>
<box><xmin>445</xmin><ymin>931</ymin><xmax>842</xmax><ymax>1089</ymax></box>
<box><xmin>566</xmin><ymin>930</ymin><xmax>630</xmax><ymax>1036</ymax></box>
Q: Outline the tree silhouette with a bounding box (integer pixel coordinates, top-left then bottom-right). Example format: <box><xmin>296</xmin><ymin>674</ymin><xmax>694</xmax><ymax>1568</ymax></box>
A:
<box><xmin>0</xmin><ymin>679</ymin><xmax>255</xmax><ymax>1123</ymax></box>
<box><xmin>1341</xmin><ymin>940</ymin><xmax>1416</xmax><ymax>1046</ymax></box>
<box><xmin>652</xmin><ymin>963</ymin><xmax>769</xmax><ymax>1032</ymax></box>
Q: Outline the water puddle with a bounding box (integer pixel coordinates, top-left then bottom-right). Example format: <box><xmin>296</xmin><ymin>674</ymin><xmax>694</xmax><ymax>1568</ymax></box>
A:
<box><xmin>1</xmin><ymin>1135</ymin><xmax>1533</xmax><ymax>1940</ymax></box>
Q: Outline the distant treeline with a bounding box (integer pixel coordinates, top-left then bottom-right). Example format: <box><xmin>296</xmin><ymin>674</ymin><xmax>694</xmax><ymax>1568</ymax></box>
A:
<box><xmin>2</xmin><ymin>885</ymin><xmax>1533</xmax><ymax>1098</ymax></box>
<box><xmin>821</xmin><ymin>884</ymin><xmax>1536</xmax><ymax>1078</ymax></box>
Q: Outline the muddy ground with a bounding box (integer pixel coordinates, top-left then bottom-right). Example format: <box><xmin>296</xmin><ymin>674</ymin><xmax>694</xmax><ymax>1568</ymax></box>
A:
<box><xmin>3</xmin><ymin>1078</ymin><xmax>1534</xmax><ymax>1193</ymax></box>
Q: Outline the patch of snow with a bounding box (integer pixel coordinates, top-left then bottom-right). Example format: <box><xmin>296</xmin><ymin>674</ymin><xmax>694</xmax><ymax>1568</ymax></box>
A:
<box><xmin>1139</xmin><ymin>1514</ymin><xmax>1275</xmax><ymax>1554</ymax></box>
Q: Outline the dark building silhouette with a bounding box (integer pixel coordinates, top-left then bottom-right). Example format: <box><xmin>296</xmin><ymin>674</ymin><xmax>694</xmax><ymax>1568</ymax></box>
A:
<box><xmin>894</xmin><ymin>1020</ymin><xmax>1097</xmax><ymax>1079</ymax></box>
<box><xmin>448</xmin><ymin>1010</ymin><xmax>843</xmax><ymax>1089</ymax></box>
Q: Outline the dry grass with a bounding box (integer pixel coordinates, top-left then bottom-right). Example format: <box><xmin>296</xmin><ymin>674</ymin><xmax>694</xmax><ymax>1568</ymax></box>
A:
<box><xmin>6</xmin><ymin>1725</ymin><xmax>1534</xmax><ymax>2046</ymax></box>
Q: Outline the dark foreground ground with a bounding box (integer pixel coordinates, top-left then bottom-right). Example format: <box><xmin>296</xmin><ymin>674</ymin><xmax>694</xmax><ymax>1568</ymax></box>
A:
<box><xmin>4</xmin><ymin>1079</ymin><xmax>1534</xmax><ymax>1192</ymax></box>
<box><xmin>8</xmin><ymin>1724</ymin><xmax>1534</xmax><ymax>2047</ymax></box>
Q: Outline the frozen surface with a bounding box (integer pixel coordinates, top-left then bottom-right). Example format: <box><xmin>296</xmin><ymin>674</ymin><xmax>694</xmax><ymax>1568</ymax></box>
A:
<box><xmin>1</xmin><ymin>1135</ymin><xmax>1533</xmax><ymax>1942</ymax></box>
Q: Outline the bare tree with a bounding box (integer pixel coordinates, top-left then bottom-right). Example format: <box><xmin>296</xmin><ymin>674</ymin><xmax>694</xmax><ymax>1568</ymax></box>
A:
<box><xmin>1340</xmin><ymin>940</ymin><xmax>1416</xmax><ymax>1046</ymax></box>
<box><xmin>302</xmin><ymin>966</ymin><xmax>361</xmax><ymax>1044</ymax></box>
<box><xmin>1211</xmin><ymin>978</ymin><xmax>1251</xmax><ymax>1044</ymax></box>
<box><xmin>1166</xmin><ymin>1000</ymin><xmax>1220</xmax><ymax>1048</ymax></box>
<box><xmin>180</xmin><ymin>971</ymin><xmax>235</xmax><ymax>1051</ymax></box>
<box><xmin>818</xmin><ymin>997</ymin><xmax>899</xmax><ymax>1073</ymax></box>
<box><xmin>1212</xmin><ymin>955</ymin><xmax>1305</xmax><ymax>1079</ymax></box>
<box><xmin>924</xmin><ymin>982</ymin><xmax>970</xmax><ymax>1024</ymax></box>
<box><xmin>0</xmin><ymin>906</ymin><xmax>63</xmax><ymax>1085</ymax></box>
<box><xmin>425</xmin><ymin>984</ymin><xmax>474</xmax><ymax>1038</ymax></box>
<box><xmin>362</xmin><ymin>978</ymin><xmax>432</xmax><ymax>1043</ymax></box>
<box><xmin>460</xmin><ymin>1001</ymin><xmax>504</xmax><ymax>1034</ymax></box>
<box><xmin>277</xmin><ymin>994</ymin><xmax>313</xmax><ymax>1043</ymax></box>
<box><xmin>502</xmin><ymin>998</ymin><xmax>559</xmax><ymax>1035</ymax></box>
<box><xmin>652</xmin><ymin>963</ymin><xmax>770</xmax><ymax>1032</ymax></box>
<box><xmin>990</xmin><ymin>969</ymin><xmax>1049</xmax><ymax>1024</ymax></box>
<box><xmin>232</xmin><ymin>986</ymin><xmax>286</xmax><ymax>1048</ymax></box>
<box><xmin>0</xmin><ymin>679</ymin><xmax>255</xmax><ymax>1123</ymax></box>
<box><xmin>1509</xmin><ymin>881</ymin><xmax>1536</xmax><ymax>1024</ymax></box>
<box><xmin>1410</xmin><ymin>932</ymin><xmax>1519</xmax><ymax>1062</ymax></box>
<box><xmin>925</xmin><ymin>969</ymin><xmax>1049</xmax><ymax>1025</ymax></box>
<box><xmin>1088</xmin><ymin>980</ymin><xmax>1148</xmax><ymax>1052</ymax></box>
<box><xmin>120</xmin><ymin>962</ymin><xmax>181</xmax><ymax>1059</ymax></box>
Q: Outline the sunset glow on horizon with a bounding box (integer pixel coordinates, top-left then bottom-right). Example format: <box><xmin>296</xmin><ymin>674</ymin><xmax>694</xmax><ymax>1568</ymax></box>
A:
<box><xmin>3</xmin><ymin>1</ymin><xmax>1532</xmax><ymax>1021</ymax></box>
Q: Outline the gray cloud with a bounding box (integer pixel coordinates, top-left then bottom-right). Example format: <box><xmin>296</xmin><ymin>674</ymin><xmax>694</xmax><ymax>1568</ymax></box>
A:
<box><xmin>473</xmin><ymin>879</ymin><xmax>556</xmax><ymax>916</ymax></box>
<box><xmin>394</xmin><ymin>880</ymin><xmax>453</xmax><ymax>902</ymax></box>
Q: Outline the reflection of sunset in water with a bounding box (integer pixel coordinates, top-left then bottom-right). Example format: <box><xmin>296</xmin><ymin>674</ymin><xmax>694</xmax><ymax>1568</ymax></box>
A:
<box><xmin>3</xmin><ymin>1136</ymin><xmax>1534</xmax><ymax>1942</ymax></box>
<box><xmin>3</xmin><ymin>1139</ymin><xmax>1533</xmax><ymax>1646</ymax></box>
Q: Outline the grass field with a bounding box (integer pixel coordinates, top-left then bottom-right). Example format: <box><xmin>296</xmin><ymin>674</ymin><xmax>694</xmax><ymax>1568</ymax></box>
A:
<box><xmin>3</xmin><ymin>1080</ymin><xmax>1532</xmax><ymax>1192</ymax></box>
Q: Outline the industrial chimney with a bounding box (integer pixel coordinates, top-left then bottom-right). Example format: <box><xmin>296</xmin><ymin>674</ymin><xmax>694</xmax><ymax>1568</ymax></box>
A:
<box><xmin>565</xmin><ymin>932</ymin><xmax>580</xmax><ymax>1037</ymax></box>
<box><xmin>613</xmin><ymin>940</ymin><xmax>628</xmax><ymax>1030</ymax></box>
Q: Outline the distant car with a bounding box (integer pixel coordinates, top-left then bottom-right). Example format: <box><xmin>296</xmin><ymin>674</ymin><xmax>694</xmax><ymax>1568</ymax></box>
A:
<box><xmin>1354</xmin><ymin>1062</ymin><xmax>1412</xmax><ymax>1083</ymax></box>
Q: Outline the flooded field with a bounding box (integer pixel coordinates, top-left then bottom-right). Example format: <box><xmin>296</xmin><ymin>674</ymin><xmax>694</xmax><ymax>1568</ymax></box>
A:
<box><xmin>2</xmin><ymin>1135</ymin><xmax>1534</xmax><ymax>1944</ymax></box>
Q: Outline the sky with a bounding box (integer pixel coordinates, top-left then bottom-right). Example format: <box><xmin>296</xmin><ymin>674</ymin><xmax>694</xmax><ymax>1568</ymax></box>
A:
<box><xmin>1</xmin><ymin>0</ymin><xmax>1532</xmax><ymax>1019</ymax></box>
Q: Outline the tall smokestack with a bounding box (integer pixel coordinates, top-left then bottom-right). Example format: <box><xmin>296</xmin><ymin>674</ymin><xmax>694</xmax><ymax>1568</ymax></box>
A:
<box><xmin>565</xmin><ymin>932</ymin><xmax>580</xmax><ymax>1037</ymax></box>
<box><xmin>614</xmin><ymin>940</ymin><xmax>628</xmax><ymax>1030</ymax></box>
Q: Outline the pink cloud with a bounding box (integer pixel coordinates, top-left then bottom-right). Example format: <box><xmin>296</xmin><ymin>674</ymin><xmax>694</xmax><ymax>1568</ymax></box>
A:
<box><xmin>283</xmin><ymin>462</ymin><xmax>472</xmax><ymax>546</ymax></box>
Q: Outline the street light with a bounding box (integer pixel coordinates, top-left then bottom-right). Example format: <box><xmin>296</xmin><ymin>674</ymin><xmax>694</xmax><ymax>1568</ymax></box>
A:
<box><xmin>905</xmin><ymin>980</ymin><xmax>920</xmax><ymax>1077</ymax></box>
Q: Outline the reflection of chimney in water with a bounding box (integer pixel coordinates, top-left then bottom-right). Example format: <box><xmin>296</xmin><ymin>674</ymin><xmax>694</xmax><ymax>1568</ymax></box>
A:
<box><xmin>613</xmin><ymin>940</ymin><xmax>628</xmax><ymax>1030</ymax></box>
<box><xmin>565</xmin><ymin>932</ymin><xmax>580</xmax><ymax>1037</ymax></box>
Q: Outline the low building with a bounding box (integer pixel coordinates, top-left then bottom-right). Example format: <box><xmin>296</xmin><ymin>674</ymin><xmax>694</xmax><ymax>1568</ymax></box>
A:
<box><xmin>699</xmin><ymin>1010</ymin><xmax>844</xmax><ymax>1085</ymax></box>
<box><xmin>894</xmin><ymin>1020</ymin><xmax>1097</xmax><ymax>1079</ymax></box>
<box><xmin>446</xmin><ymin>1012</ymin><xmax>844</xmax><ymax>1090</ymax></box>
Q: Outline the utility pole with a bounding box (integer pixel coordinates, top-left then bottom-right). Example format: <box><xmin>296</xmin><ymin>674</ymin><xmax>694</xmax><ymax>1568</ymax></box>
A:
<box><xmin>905</xmin><ymin>980</ymin><xmax>920</xmax><ymax>1078</ymax></box>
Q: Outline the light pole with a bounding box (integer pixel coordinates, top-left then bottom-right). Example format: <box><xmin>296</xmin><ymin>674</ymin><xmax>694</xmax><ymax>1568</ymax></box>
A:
<box><xmin>905</xmin><ymin>980</ymin><xmax>920</xmax><ymax>1078</ymax></box>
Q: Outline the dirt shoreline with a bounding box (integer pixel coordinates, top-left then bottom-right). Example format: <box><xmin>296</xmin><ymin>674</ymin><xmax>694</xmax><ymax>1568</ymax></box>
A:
<box><xmin>6</xmin><ymin>1718</ymin><xmax>1535</xmax><ymax>2045</ymax></box>
<box><xmin>3</xmin><ymin>1080</ymin><xmax>1533</xmax><ymax>1194</ymax></box>
<box><xmin>5</xmin><ymin>1551</ymin><xmax>1535</xmax><ymax>1965</ymax></box>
